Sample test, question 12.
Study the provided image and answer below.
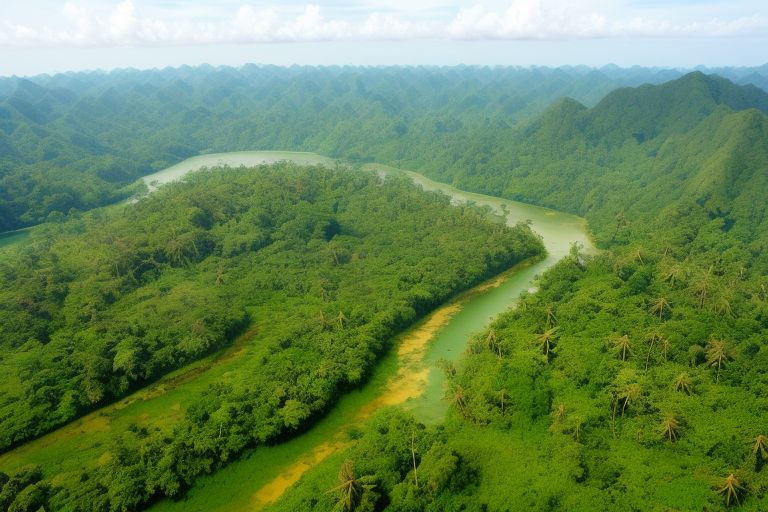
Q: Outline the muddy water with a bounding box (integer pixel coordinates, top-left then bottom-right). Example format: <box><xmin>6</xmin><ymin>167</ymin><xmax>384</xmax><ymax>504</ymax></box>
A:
<box><xmin>140</xmin><ymin>151</ymin><xmax>335</xmax><ymax>192</ymax></box>
<box><xmin>147</xmin><ymin>152</ymin><xmax>594</xmax><ymax>512</ymax></box>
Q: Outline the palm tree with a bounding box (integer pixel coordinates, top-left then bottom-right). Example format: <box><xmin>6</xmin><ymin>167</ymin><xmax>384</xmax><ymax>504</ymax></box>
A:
<box><xmin>451</xmin><ymin>385</ymin><xmax>467</xmax><ymax>415</ymax></box>
<box><xmin>620</xmin><ymin>383</ymin><xmax>642</xmax><ymax>416</ymax></box>
<box><xmin>318</xmin><ymin>310</ymin><xmax>331</xmax><ymax>330</ymax></box>
<box><xmin>571</xmin><ymin>415</ymin><xmax>583</xmax><ymax>442</ymax></box>
<box><xmin>537</xmin><ymin>327</ymin><xmax>559</xmax><ymax>360</ymax></box>
<box><xmin>164</xmin><ymin>237</ymin><xmax>188</xmax><ymax>267</ymax></box>
<box><xmin>706</xmin><ymin>339</ymin><xmax>731</xmax><ymax>383</ymax></box>
<box><xmin>164</xmin><ymin>230</ymin><xmax>199</xmax><ymax>267</ymax></box>
<box><xmin>714</xmin><ymin>293</ymin><xmax>734</xmax><ymax>318</ymax></box>
<box><xmin>660</xmin><ymin>414</ymin><xmax>680</xmax><ymax>442</ymax></box>
<box><xmin>410</xmin><ymin>431</ymin><xmax>419</xmax><ymax>487</ymax></box>
<box><xmin>191</xmin><ymin>318</ymin><xmax>206</xmax><ymax>336</ymax></box>
<box><xmin>569</xmin><ymin>242</ymin><xmax>585</xmax><ymax>269</ymax></box>
<box><xmin>335</xmin><ymin>311</ymin><xmax>348</xmax><ymax>328</ymax></box>
<box><xmin>544</xmin><ymin>304</ymin><xmax>557</xmax><ymax>327</ymax></box>
<box><xmin>553</xmin><ymin>403</ymin><xmax>567</xmax><ymax>424</ymax></box>
<box><xmin>644</xmin><ymin>330</ymin><xmax>662</xmax><ymax>370</ymax></box>
<box><xmin>498</xmin><ymin>389</ymin><xmax>509</xmax><ymax>415</ymax></box>
<box><xmin>612</xmin><ymin>335</ymin><xmax>632</xmax><ymax>361</ymax></box>
<box><xmin>689</xmin><ymin>344</ymin><xmax>705</xmax><ymax>367</ymax></box>
<box><xmin>753</xmin><ymin>435</ymin><xmax>768</xmax><ymax>460</ymax></box>
<box><xmin>487</xmin><ymin>329</ymin><xmax>503</xmax><ymax>357</ymax></box>
<box><xmin>661</xmin><ymin>262</ymin><xmax>685</xmax><ymax>288</ymax></box>
<box><xmin>327</xmin><ymin>460</ymin><xmax>376</xmax><ymax>512</ymax></box>
<box><xmin>215</xmin><ymin>267</ymin><xmax>225</xmax><ymax>285</ymax></box>
<box><xmin>674</xmin><ymin>372</ymin><xmax>693</xmax><ymax>395</ymax></box>
<box><xmin>650</xmin><ymin>296</ymin><xmax>671</xmax><ymax>320</ymax></box>
<box><xmin>609</xmin><ymin>377</ymin><xmax>641</xmax><ymax>435</ymax></box>
<box><xmin>327</xmin><ymin>241</ymin><xmax>341</xmax><ymax>265</ymax></box>
<box><xmin>692</xmin><ymin>272</ymin><xmax>712</xmax><ymax>308</ymax></box>
<box><xmin>317</xmin><ymin>278</ymin><xmax>331</xmax><ymax>301</ymax></box>
<box><xmin>661</xmin><ymin>336</ymin><xmax>673</xmax><ymax>362</ymax></box>
<box><xmin>716</xmin><ymin>473</ymin><xmax>743</xmax><ymax>506</ymax></box>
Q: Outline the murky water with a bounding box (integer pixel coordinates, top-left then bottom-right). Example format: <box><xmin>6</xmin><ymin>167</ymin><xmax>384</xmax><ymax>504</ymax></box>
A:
<box><xmin>140</xmin><ymin>151</ymin><xmax>335</xmax><ymax>192</ymax></box>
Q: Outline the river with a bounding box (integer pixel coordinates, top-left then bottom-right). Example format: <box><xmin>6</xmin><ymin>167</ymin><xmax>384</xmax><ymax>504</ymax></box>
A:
<box><xmin>140</xmin><ymin>150</ymin><xmax>336</xmax><ymax>193</ymax></box>
<box><xmin>139</xmin><ymin>151</ymin><xmax>594</xmax><ymax>512</ymax></box>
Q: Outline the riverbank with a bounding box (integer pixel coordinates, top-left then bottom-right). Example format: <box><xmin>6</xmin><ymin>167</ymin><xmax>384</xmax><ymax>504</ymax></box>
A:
<box><xmin>0</xmin><ymin>151</ymin><xmax>594</xmax><ymax>512</ymax></box>
<box><xmin>143</xmin><ymin>152</ymin><xmax>594</xmax><ymax>511</ymax></box>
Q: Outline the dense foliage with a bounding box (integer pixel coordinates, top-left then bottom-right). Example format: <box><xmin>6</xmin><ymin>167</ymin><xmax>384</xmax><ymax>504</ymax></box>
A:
<box><xmin>420</xmin><ymin>72</ymin><xmax>768</xmax><ymax>252</ymax></box>
<box><xmin>267</xmin><ymin>73</ymin><xmax>768</xmax><ymax>511</ymax></box>
<box><xmin>2</xmin><ymin>64</ymin><xmax>767</xmax><ymax>231</ymax></box>
<box><xmin>3</xmin><ymin>66</ymin><xmax>768</xmax><ymax>511</ymax></box>
<box><xmin>267</xmin><ymin>408</ymin><xmax>479</xmax><ymax>512</ymax></box>
<box><xmin>271</xmin><ymin>248</ymin><xmax>768</xmax><ymax>511</ymax></box>
<box><xmin>0</xmin><ymin>163</ymin><xmax>542</xmax><ymax>511</ymax></box>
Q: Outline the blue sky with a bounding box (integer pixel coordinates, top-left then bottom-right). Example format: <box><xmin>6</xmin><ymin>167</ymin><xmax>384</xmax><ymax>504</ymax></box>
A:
<box><xmin>0</xmin><ymin>0</ymin><xmax>766</xmax><ymax>76</ymax></box>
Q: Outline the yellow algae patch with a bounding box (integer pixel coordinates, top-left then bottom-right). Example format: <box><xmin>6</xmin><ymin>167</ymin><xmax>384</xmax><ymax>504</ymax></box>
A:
<box><xmin>250</xmin><ymin>301</ymin><xmax>467</xmax><ymax>509</ymax></box>
<box><xmin>357</xmin><ymin>302</ymin><xmax>462</xmax><ymax>418</ymax></box>
<box><xmin>248</xmin><ymin>262</ymin><xmax>537</xmax><ymax>509</ymax></box>
<box><xmin>252</xmin><ymin>440</ymin><xmax>350</xmax><ymax>508</ymax></box>
<box><xmin>398</xmin><ymin>304</ymin><xmax>460</xmax><ymax>358</ymax></box>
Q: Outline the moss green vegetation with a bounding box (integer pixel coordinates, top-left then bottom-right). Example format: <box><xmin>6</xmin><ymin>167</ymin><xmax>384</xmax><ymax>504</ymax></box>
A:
<box><xmin>265</xmin><ymin>74</ymin><xmax>768</xmax><ymax>511</ymax></box>
<box><xmin>0</xmin><ymin>163</ymin><xmax>542</xmax><ymax>511</ymax></box>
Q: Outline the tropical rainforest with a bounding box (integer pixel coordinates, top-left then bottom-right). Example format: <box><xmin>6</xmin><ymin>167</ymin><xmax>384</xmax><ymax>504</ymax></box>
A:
<box><xmin>2</xmin><ymin>64</ymin><xmax>768</xmax><ymax>512</ymax></box>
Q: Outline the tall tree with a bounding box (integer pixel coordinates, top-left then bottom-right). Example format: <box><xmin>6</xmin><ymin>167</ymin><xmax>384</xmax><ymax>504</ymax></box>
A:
<box><xmin>706</xmin><ymin>339</ymin><xmax>731</xmax><ymax>383</ymax></box>
<box><xmin>326</xmin><ymin>460</ymin><xmax>376</xmax><ymax>512</ymax></box>
<box><xmin>716</xmin><ymin>473</ymin><xmax>743</xmax><ymax>506</ymax></box>
<box><xmin>612</xmin><ymin>334</ymin><xmax>632</xmax><ymax>361</ymax></box>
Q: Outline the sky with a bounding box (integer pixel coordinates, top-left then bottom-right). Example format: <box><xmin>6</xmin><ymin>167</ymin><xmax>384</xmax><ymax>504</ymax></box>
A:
<box><xmin>0</xmin><ymin>0</ymin><xmax>767</xmax><ymax>76</ymax></box>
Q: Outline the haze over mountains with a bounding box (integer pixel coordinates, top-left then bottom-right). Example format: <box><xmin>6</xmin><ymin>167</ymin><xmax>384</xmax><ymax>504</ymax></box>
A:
<box><xmin>1</xmin><ymin>64</ymin><xmax>768</xmax><ymax>232</ymax></box>
<box><xmin>426</xmin><ymin>72</ymin><xmax>768</xmax><ymax>256</ymax></box>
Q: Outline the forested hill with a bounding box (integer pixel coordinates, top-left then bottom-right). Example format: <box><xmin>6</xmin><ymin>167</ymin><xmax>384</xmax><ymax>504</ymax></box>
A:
<box><xmin>422</xmin><ymin>72</ymin><xmax>768</xmax><ymax>265</ymax></box>
<box><xmin>265</xmin><ymin>73</ymin><xmax>768</xmax><ymax>512</ymax></box>
<box><xmin>0</xmin><ymin>164</ymin><xmax>544</xmax><ymax>511</ymax></box>
<box><xmin>1</xmin><ymin>64</ymin><xmax>766</xmax><ymax>232</ymax></box>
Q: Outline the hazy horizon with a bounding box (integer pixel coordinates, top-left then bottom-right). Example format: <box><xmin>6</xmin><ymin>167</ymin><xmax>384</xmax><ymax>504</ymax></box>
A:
<box><xmin>2</xmin><ymin>55</ymin><xmax>767</xmax><ymax>81</ymax></box>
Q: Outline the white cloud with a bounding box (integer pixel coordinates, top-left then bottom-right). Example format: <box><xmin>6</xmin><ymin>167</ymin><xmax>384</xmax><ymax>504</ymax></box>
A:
<box><xmin>232</xmin><ymin>5</ymin><xmax>278</xmax><ymax>42</ymax></box>
<box><xmin>0</xmin><ymin>0</ymin><xmax>765</xmax><ymax>47</ymax></box>
<box><xmin>276</xmin><ymin>5</ymin><xmax>351</xmax><ymax>41</ymax></box>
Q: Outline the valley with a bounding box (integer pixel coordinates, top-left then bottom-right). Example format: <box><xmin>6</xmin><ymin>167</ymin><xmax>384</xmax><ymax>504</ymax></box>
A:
<box><xmin>1</xmin><ymin>150</ymin><xmax>592</xmax><ymax>511</ymax></box>
<box><xmin>1</xmin><ymin>65</ymin><xmax>768</xmax><ymax>511</ymax></box>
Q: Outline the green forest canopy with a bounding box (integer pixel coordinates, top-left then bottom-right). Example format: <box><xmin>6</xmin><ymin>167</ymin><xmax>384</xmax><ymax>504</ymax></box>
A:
<box><xmin>2</xmin><ymin>66</ymin><xmax>768</xmax><ymax>511</ymax></box>
<box><xmin>265</xmin><ymin>73</ymin><xmax>768</xmax><ymax>511</ymax></box>
<box><xmin>0</xmin><ymin>163</ymin><xmax>543</xmax><ymax>511</ymax></box>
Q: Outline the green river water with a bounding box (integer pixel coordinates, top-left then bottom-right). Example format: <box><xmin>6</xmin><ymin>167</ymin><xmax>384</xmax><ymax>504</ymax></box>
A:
<box><xmin>141</xmin><ymin>151</ymin><xmax>594</xmax><ymax>511</ymax></box>
<box><xmin>140</xmin><ymin>151</ymin><xmax>336</xmax><ymax>193</ymax></box>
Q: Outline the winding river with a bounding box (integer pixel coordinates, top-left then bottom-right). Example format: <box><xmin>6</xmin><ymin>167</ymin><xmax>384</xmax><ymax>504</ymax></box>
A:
<box><xmin>140</xmin><ymin>151</ymin><xmax>594</xmax><ymax>511</ymax></box>
<box><xmin>0</xmin><ymin>151</ymin><xmax>593</xmax><ymax>510</ymax></box>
